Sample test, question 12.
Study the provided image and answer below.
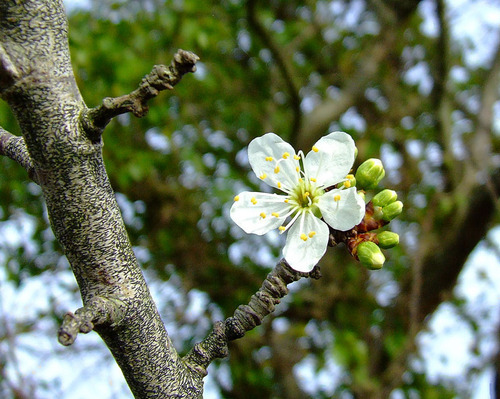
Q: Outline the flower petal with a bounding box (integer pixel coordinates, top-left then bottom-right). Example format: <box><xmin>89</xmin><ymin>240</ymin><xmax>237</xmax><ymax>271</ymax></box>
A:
<box><xmin>317</xmin><ymin>187</ymin><xmax>365</xmax><ymax>231</ymax></box>
<box><xmin>304</xmin><ymin>131</ymin><xmax>356</xmax><ymax>187</ymax></box>
<box><xmin>230</xmin><ymin>191</ymin><xmax>291</xmax><ymax>235</ymax></box>
<box><xmin>283</xmin><ymin>211</ymin><xmax>329</xmax><ymax>272</ymax></box>
<box><xmin>248</xmin><ymin>133</ymin><xmax>301</xmax><ymax>192</ymax></box>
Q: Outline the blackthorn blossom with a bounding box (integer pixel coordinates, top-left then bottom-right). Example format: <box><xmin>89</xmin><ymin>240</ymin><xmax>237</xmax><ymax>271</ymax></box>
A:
<box><xmin>230</xmin><ymin>132</ymin><xmax>365</xmax><ymax>272</ymax></box>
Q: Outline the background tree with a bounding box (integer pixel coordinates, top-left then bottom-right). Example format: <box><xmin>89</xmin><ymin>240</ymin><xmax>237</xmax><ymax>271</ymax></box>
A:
<box><xmin>0</xmin><ymin>0</ymin><xmax>499</xmax><ymax>398</ymax></box>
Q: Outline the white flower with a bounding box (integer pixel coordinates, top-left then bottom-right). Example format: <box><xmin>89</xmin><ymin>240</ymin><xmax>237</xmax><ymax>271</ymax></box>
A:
<box><xmin>230</xmin><ymin>131</ymin><xmax>365</xmax><ymax>272</ymax></box>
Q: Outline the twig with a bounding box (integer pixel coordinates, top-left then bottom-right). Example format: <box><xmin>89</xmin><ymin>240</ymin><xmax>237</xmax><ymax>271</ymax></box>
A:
<box><xmin>473</xmin><ymin>37</ymin><xmax>500</xmax><ymax>204</ymax></box>
<box><xmin>182</xmin><ymin>259</ymin><xmax>321</xmax><ymax>375</ymax></box>
<box><xmin>434</xmin><ymin>0</ymin><xmax>460</xmax><ymax>190</ymax></box>
<box><xmin>0</xmin><ymin>128</ymin><xmax>38</xmax><ymax>183</ymax></box>
<box><xmin>58</xmin><ymin>296</ymin><xmax>126</xmax><ymax>346</ymax></box>
<box><xmin>81</xmin><ymin>49</ymin><xmax>199</xmax><ymax>139</ymax></box>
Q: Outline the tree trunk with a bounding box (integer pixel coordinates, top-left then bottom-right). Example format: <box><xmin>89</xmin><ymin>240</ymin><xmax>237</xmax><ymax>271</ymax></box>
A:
<box><xmin>0</xmin><ymin>1</ymin><xmax>203</xmax><ymax>397</ymax></box>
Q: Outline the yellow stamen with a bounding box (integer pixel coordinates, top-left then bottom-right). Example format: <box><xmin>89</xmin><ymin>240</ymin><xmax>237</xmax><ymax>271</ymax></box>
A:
<box><xmin>334</xmin><ymin>195</ymin><xmax>341</xmax><ymax>202</ymax></box>
<box><xmin>260</xmin><ymin>173</ymin><xmax>267</xmax><ymax>180</ymax></box>
<box><xmin>279</xmin><ymin>226</ymin><xmax>286</xmax><ymax>232</ymax></box>
<box><xmin>282</xmin><ymin>152</ymin><xmax>290</xmax><ymax>159</ymax></box>
<box><xmin>284</xmin><ymin>199</ymin><xmax>289</xmax><ymax>203</ymax></box>
<box><xmin>296</xmin><ymin>166</ymin><xmax>300</xmax><ymax>173</ymax></box>
<box><xmin>265</xmin><ymin>156</ymin><xmax>273</xmax><ymax>161</ymax></box>
<box><xmin>294</xmin><ymin>155</ymin><xmax>300</xmax><ymax>160</ymax></box>
<box><xmin>260</xmin><ymin>212</ymin><xmax>266</xmax><ymax>218</ymax></box>
<box><xmin>346</xmin><ymin>174</ymin><xmax>354</xmax><ymax>179</ymax></box>
<box><xmin>274</xmin><ymin>166</ymin><xmax>280</xmax><ymax>173</ymax></box>
<box><xmin>234</xmin><ymin>195</ymin><xmax>240</xmax><ymax>201</ymax></box>
<box><xmin>251</xmin><ymin>197</ymin><xmax>257</xmax><ymax>205</ymax></box>
<box><xmin>344</xmin><ymin>180</ymin><xmax>351</xmax><ymax>188</ymax></box>
<box><xmin>312</xmin><ymin>146</ymin><xmax>319</xmax><ymax>152</ymax></box>
<box><xmin>300</xmin><ymin>233</ymin><xmax>308</xmax><ymax>241</ymax></box>
<box><xmin>272</xmin><ymin>212</ymin><xmax>279</xmax><ymax>217</ymax></box>
<box><xmin>277</xmin><ymin>182</ymin><xmax>282</xmax><ymax>188</ymax></box>
<box><xmin>308</xmin><ymin>231</ymin><xmax>316</xmax><ymax>238</ymax></box>
<box><xmin>310</xmin><ymin>178</ymin><xmax>317</xmax><ymax>183</ymax></box>
<box><xmin>304</xmin><ymin>191</ymin><xmax>312</xmax><ymax>205</ymax></box>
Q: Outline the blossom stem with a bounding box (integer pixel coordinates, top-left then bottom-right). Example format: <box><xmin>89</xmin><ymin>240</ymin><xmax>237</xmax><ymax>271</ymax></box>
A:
<box><xmin>183</xmin><ymin>259</ymin><xmax>321</xmax><ymax>373</ymax></box>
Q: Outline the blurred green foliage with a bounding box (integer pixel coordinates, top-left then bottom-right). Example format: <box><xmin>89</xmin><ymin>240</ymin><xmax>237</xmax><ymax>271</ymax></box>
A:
<box><xmin>1</xmin><ymin>0</ymin><xmax>499</xmax><ymax>397</ymax></box>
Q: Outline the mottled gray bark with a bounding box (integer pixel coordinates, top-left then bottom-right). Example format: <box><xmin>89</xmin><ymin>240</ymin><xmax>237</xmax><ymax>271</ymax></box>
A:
<box><xmin>0</xmin><ymin>1</ymin><xmax>203</xmax><ymax>397</ymax></box>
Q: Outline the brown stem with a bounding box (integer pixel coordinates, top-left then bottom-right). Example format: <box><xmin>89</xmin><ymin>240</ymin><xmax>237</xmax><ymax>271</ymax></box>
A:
<box><xmin>246</xmin><ymin>0</ymin><xmax>302</xmax><ymax>144</ymax></box>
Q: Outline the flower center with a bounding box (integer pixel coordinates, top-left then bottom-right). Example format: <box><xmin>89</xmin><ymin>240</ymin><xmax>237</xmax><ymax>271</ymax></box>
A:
<box><xmin>290</xmin><ymin>178</ymin><xmax>323</xmax><ymax>214</ymax></box>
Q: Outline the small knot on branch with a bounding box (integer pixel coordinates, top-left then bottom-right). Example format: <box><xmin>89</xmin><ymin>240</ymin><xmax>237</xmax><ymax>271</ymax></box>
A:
<box><xmin>58</xmin><ymin>296</ymin><xmax>126</xmax><ymax>346</ymax></box>
<box><xmin>58</xmin><ymin>311</ymin><xmax>94</xmax><ymax>346</ymax></box>
<box><xmin>172</xmin><ymin>49</ymin><xmax>199</xmax><ymax>75</ymax></box>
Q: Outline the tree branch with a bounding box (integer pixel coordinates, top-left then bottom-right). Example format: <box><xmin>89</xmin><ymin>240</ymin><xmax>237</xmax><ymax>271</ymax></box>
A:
<box><xmin>0</xmin><ymin>2</ymin><xmax>203</xmax><ymax>396</ymax></box>
<box><xmin>471</xmin><ymin>37</ymin><xmax>500</xmax><ymax>174</ymax></box>
<box><xmin>58</xmin><ymin>296</ymin><xmax>126</xmax><ymax>346</ymax></box>
<box><xmin>296</xmin><ymin>33</ymin><xmax>393</xmax><ymax>149</ymax></box>
<box><xmin>81</xmin><ymin>49</ymin><xmax>199</xmax><ymax>138</ymax></box>
<box><xmin>246</xmin><ymin>0</ymin><xmax>302</xmax><ymax>144</ymax></box>
<box><xmin>434</xmin><ymin>0</ymin><xmax>460</xmax><ymax>190</ymax></box>
<box><xmin>183</xmin><ymin>259</ymin><xmax>321</xmax><ymax>373</ymax></box>
<box><xmin>0</xmin><ymin>128</ymin><xmax>38</xmax><ymax>183</ymax></box>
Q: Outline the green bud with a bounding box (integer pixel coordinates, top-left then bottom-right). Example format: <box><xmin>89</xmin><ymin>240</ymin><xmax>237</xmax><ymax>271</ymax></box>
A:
<box><xmin>377</xmin><ymin>231</ymin><xmax>399</xmax><ymax>249</ymax></box>
<box><xmin>355</xmin><ymin>158</ymin><xmax>385</xmax><ymax>190</ymax></box>
<box><xmin>372</xmin><ymin>189</ymin><xmax>398</xmax><ymax>207</ymax></box>
<box><xmin>382</xmin><ymin>201</ymin><xmax>403</xmax><ymax>222</ymax></box>
<box><xmin>357</xmin><ymin>241</ymin><xmax>385</xmax><ymax>270</ymax></box>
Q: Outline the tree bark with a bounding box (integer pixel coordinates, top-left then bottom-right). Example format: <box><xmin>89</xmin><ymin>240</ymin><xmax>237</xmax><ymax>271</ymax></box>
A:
<box><xmin>0</xmin><ymin>1</ymin><xmax>203</xmax><ymax>397</ymax></box>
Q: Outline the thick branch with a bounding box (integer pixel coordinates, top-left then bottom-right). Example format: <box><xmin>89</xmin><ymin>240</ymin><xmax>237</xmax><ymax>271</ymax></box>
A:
<box><xmin>0</xmin><ymin>2</ymin><xmax>203</xmax><ymax>397</ymax></box>
<box><xmin>471</xmin><ymin>38</ymin><xmax>500</xmax><ymax>173</ymax></box>
<box><xmin>399</xmin><ymin>167</ymin><xmax>500</xmax><ymax>323</ymax></box>
<box><xmin>0</xmin><ymin>128</ymin><xmax>37</xmax><ymax>183</ymax></box>
<box><xmin>296</xmin><ymin>33</ymin><xmax>393</xmax><ymax>149</ymax></box>
<box><xmin>183</xmin><ymin>259</ymin><xmax>321</xmax><ymax>374</ymax></box>
<box><xmin>81</xmin><ymin>49</ymin><xmax>199</xmax><ymax>138</ymax></box>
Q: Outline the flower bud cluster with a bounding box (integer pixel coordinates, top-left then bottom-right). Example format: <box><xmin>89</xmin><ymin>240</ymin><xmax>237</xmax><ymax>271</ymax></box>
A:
<box><xmin>330</xmin><ymin>158</ymin><xmax>403</xmax><ymax>270</ymax></box>
<box><xmin>371</xmin><ymin>189</ymin><xmax>403</xmax><ymax>222</ymax></box>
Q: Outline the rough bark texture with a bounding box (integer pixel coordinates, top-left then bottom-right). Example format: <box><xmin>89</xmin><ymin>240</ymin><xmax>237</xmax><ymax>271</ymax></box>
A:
<box><xmin>0</xmin><ymin>1</ymin><xmax>203</xmax><ymax>397</ymax></box>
